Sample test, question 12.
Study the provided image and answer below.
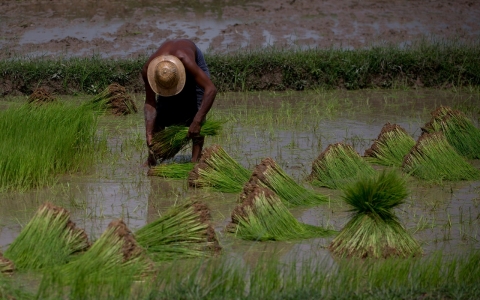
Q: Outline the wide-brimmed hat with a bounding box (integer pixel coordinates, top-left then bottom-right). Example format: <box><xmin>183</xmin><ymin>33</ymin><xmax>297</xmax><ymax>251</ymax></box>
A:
<box><xmin>147</xmin><ymin>55</ymin><xmax>186</xmax><ymax>97</ymax></box>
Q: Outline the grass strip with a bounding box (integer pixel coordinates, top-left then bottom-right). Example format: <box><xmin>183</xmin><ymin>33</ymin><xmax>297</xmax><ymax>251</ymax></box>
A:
<box><xmin>188</xmin><ymin>144</ymin><xmax>251</xmax><ymax>193</ymax></box>
<box><xmin>422</xmin><ymin>105</ymin><xmax>480</xmax><ymax>159</ymax></box>
<box><xmin>83</xmin><ymin>82</ymin><xmax>137</xmax><ymax>115</ymax></box>
<box><xmin>364</xmin><ymin>122</ymin><xmax>416</xmax><ymax>167</ymax></box>
<box><xmin>248</xmin><ymin>157</ymin><xmax>329</xmax><ymax>206</ymax></box>
<box><xmin>402</xmin><ymin>132</ymin><xmax>480</xmax><ymax>182</ymax></box>
<box><xmin>135</xmin><ymin>201</ymin><xmax>221</xmax><ymax>262</ymax></box>
<box><xmin>147</xmin><ymin>162</ymin><xmax>196</xmax><ymax>179</ymax></box>
<box><xmin>230</xmin><ymin>184</ymin><xmax>334</xmax><ymax>241</ymax></box>
<box><xmin>329</xmin><ymin>169</ymin><xmax>422</xmax><ymax>258</ymax></box>
<box><xmin>3</xmin><ymin>202</ymin><xmax>90</xmax><ymax>270</ymax></box>
<box><xmin>150</xmin><ymin>119</ymin><xmax>224</xmax><ymax>163</ymax></box>
<box><xmin>0</xmin><ymin>102</ymin><xmax>98</xmax><ymax>191</ymax></box>
<box><xmin>308</xmin><ymin>143</ymin><xmax>377</xmax><ymax>189</ymax></box>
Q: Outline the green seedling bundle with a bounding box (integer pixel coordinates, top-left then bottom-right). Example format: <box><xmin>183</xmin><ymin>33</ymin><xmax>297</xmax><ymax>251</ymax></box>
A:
<box><xmin>402</xmin><ymin>132</ymin><xmax>480</xmax><ymax>181</ymax></box>
<box><xmin>135</xmin><ymin>201</ymin><xmax>221</xmax><ymax>262</ymax></box>
<box><xmin>230</xmin><ymin>184</ymin><xmax>334</xmax><ymax>241</ymax></box>
<box><xmin>364</xmin><ymin>123</ymin><xmax>416</xmax><ymax>167</ymax></box>
<box><xmin>329</xmin><ymin>170</ymin><xmax>422</xmax><ymax>258</ymax></box>
<box><xmin>188</xmin><ymin>144</ymin><xmax>250</xmax><ymax>193</ymax></box>
<box><xmin>308</xmin><ymin>143</ymin><xmax>377</xmax><ymax>189</ymax></box>
<box><xmin>422</xmin><ymin>105</ymin><xmax>480</xmax><ymax>159</ymax></box>
<box><xmin>4</xmin><ymin>203</ymin><xmax>90</xmax><ymax>270</ymax></box>
<box><xmin>147</xmin><ymin>162</ymin><xmax>196</xmax><ymax>179</ymax></box>
<box><xmin>150</xmin><ymin>119</ymin><xmax>224</xmax><ymax>162</ymax></box>
<box><xmin>0</xmin><ymin>253</ymin><xmax>14</xmax><ymax>274</ymax></box>
<box><xmin>84</xmin><ymin>83</ymin><xmax>137</xmax><ymax>115</ymax></box>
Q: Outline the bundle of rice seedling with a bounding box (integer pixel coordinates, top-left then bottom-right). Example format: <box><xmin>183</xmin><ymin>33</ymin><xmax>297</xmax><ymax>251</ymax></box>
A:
<box><xmin>135</xmin><ymin>201</ymin><xmax>221</xmax><ymax>261</ymax></box>
<box><xmin>150</xmin><ymin>119</ymin><xmax>224</xmax><ymax>162</ymax></box>
<box><xmin>245</xmin><ymin>157</ymin><xmax>328</xmax><ymax>206</ymax></box>
<box><xmin>308</xmin><ymin>143</ymin><xmax>377</xmax><ymax>189</ymax></box>
<box><xmin>0</xmin><ymin>253</ymin><xmax>14</xmax><ymax>274</ymax></box>
<box><xmin>329</xmin><ymin>169</ymin><xmax>422</xmax><ymax>258</ymax></box>
<box><xmin>28</xmin><ymin>87</ymin><xmax>56</xmax><ymax>104</ymax></box>
<box><xmin>229</xmin><ymin>184</ymin><xmax>334</xmax><ymax>241</ymax></box>
<box><xmin>364</xmin><ymin>123</ymin><xmax>416</xmax><ymax>167</ymax></box>
<box><xmin>147</xmin><ymin>162</ymin><xmax>196</xmax><ymax>179</ymax></box>
<box><xmin>402</xmin><ymin>132</ymin><xmax>480</xmax><ymax>181</ymax></box>
<box><xmin>85</xmin><ymin>83</ymin><xmax>137</xmax><ymax>115</ymax></box>
<box><xmin>4</xmin><ymin>202</ymin><xmax>90</xmax><ymax>270</ymax></box>
<box><xmin>422</xmin><ymin>105</ymin><xmax>480</xmax><ymax>159</ymax></box>
<box><xmin>188</xmin><ymin>144</ymin><xmax>250</xmax><ymax>193</ymax></box>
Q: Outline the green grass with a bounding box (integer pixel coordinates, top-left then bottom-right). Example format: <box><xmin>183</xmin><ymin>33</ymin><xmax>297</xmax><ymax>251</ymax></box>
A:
<box><xmin>147</xmin><ymin>162</ymin><xmax>196</xmax><ymax>179</ymax></box>
<box><xmin>0</xmin><ymin>102</ymin><xmax>100</xmax><ymax>191</ymax></box>
<box><xmin>309</xmin><ymin>143</ymin><xmax>378</xmax><ymax>189</ymax></box>
<box><xmin>402</xmin><ymin>132</ymin><xmax>480</xmax><ymax>182</ymax></box>
<box><xmin>364</xmin><ymin>123</ymin><xmax>416</xmax><ymax>167</ymax></box>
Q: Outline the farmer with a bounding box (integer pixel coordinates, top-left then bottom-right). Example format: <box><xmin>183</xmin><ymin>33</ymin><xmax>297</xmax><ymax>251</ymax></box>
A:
<box><xmin>142</xmin><ymin>39</ymin><xmax>217</xmax><ymax>167</ymax></box>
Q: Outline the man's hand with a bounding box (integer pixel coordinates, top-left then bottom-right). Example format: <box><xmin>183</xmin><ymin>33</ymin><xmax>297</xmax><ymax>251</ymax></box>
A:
<box><xmin>187</xmin><ymin>120</ymin><xmax>202</xmax><ymax>138</ymax></box>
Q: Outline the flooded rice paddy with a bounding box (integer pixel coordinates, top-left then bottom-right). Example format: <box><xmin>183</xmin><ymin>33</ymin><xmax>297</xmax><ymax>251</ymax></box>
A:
<box><xmin>0</xmin><ymin>89</ymin><xmax>479</xmax><ymax>265</ymax></box>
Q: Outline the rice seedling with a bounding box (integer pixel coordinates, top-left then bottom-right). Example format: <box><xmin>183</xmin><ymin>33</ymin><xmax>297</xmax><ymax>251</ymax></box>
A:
<box><xmin>147</xmin><ymin>162</ymin><xmax>196</xmax><ymax>179</ymax></box>
<box><xmin>329</xmin><ymin>169</ymin><xmax>422</xmax><ymax>258</ymax></box>
<box><xmin>83</xmin><ymin>82</ymin><xmax>138</xmax><ymax>115</ymax></box>
<box><xmin>188</xmin><ymin>144</ymin><xmax>251</xmax><ymax>193</ymax></box>
<box><xmin>27</xmin><ymin>87</ymin><xmax>56</xmax><ymax>104</ymax></box>
<box><xmin>38</xmin><ymin>219</ymin><xmax>151</xmax><ymax>299</ymax></box>
<box><xmin>308</xmin><ymin>143</ymin><xmax>377</xmax><ymax>189</ymax></box>
<box><xmin>364</xmin><ymin>123</ymin><xmax>416</xmax><ymax>167</ymax></box>
<box><xmin>402</xmin><ymin>132</ymin><xmax>480</xmax><ymax>181</ymax></box>
<box><xmin>0</xmin><ymin>103</ymin><xmax>99</xmax><ymax>191</ymax></box>
<box><xmin>3</xmin><ymin>202</ymin><xmax>90</xmax><ymax>270</ymax></box>
<box><xmin>0</xmin><ymin>253</ymin><xmax>14</xmax><ymax>274</ymax></box>
<box><xmin>247</xmin><ymin>157</ymin><xmax>329</xmax><ymax>206</ymax></box>
<box><xmin>135</xmin><ymin>200</ymin><xmax>221</xmax><ymax>262</ymax></box>
<box><xmin>150</xmin><ymin>119</ymin><xmax>224</xmax><ymax>162</ymax></box>
<box><xmin>229</xmin><ymin>184</ymin><xmax>334</xmax><ymax>241</ymax></box>
<box><xmin>422</xmin><ymin>105</ymin><xmax>480</xmax><ymax>159</ymax></box>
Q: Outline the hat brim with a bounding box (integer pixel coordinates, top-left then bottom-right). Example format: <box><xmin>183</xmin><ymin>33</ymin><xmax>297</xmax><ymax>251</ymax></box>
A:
<box><xmin>147</xmin><ymin>55</ymin><xmax>186</xmax><ymax>97</ymax></box>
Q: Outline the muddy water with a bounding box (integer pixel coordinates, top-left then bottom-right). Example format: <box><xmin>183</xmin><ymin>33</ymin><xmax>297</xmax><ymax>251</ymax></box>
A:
<box><xmin>0</xmin><ymin>89</ymin><xmax>479</xmax><ymax>265</ymax></box>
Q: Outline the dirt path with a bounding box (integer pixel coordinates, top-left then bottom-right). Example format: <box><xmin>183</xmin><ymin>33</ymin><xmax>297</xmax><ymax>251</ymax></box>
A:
<box><xmin>0</xmin><ymin>0</ymin><xmax>479</xmax><ymax>59</ymax></box>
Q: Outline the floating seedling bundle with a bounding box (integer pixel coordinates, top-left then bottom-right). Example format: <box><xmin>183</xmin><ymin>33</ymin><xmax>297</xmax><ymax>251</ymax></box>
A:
<box><xmin>364</xmin><ymin>123</ymin><xmax>416</xmax><ymax>167</ymax></box>
<box><xmin>148</xmin><ymin>162</ymin><xmax>196</xmax><ymax>179</ymax></box>
<box><xmin>150</xmin><ymin>119</ymin><xmax>223</xmax><ymax>162</ymax></box>
<box><xmin>4</xmin><ymin>202</ymin><xmax>90</xmax><ymax>270</ymax></box>
<box><xmin>402</xmin><ymin>132</ymin><xmax>480</xmax><ymax>181</ymax></box>
<box><xmin>245</xmin><ymin>157</ymin><xmax>328</xmax><ymax>206</ymax></box>
<box><xmin>188</xmin><ymin>144</ymin><xmax>250</xmax><ymax>193</ymax></box>
<box><xmin>308</xmin><ymin>143</ymin><xmax>377</xmax><ymax>189</ymax></box>
<box><xmin>85</xmin><ymin>83</ymin><xmax>137</xmax><ymax>115</ymax></box>
<box><xmin>229</xmin><ymin>184</ymin><xmax>333</xmax><ymax>241</ymax></box>
<box><xmin>329</xmin><ymin>170</ymin><xmax>422</xmax><ymax>258</ymax></box>
<box><xmin>28</xmin><ymin>87</ymin><xmax>56</xmax><ymax>104</ymax></box>
<box><xmin>422</xmin><ymin>105</ymin><xmax>480</xmax><ymax>159</ymax></box>
<box><xmin>0</xmin><ymin>252</ymin><xmax>14</xmax><ymax>274</ymax></box>
<box><xmin>135</xmin><ymin>201</ymin><xmax>221</xmax><ymax>261</ymax></box>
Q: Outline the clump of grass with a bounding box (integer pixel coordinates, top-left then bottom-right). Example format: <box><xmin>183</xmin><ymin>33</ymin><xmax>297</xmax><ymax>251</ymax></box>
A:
<box><xmin>308</xmin><ymin>143</ymin><xmax>377</xmax><ymax>189</ymax></box>
<box><xmin>229</xmin><ymin>184</ymin><xmax>334</xmax><ymax>241</ymax></box>
<box><xmin>27</xmin><ymin>87</ymin><xmax>56</xmax><ymax>104</ymax></box>
<box><xmin>364</xmin><ymin>123</ymin><xmax>416</xmax><ymax>167</ymax></box>
<box><xmin>150</xmin><ymin>119</ymin><xmax>224</xmax><ymax>163</ymax></box>
<box><xmin>3</xmin><ymin>202</ymin><xmax>90</xmax><ymax>270</ymax></box>
<box><xmin>0</xmin><ymin>103</ymin><xmax>98</xmax><ymax>191</ymax></box>
<box><xmin>329</xmin><ymin>169</ymin><xmax>422</xmax><ymax>258</ymax></box>
<box><xmin>135</xmin><ymin>201</ymin><xmax>221</xmax><ymax>262</ymax></box>
<box><xmin>422</xmin><ymin>105</ymin><xmax>480</xmax><ymax>159</ymax></box>
<box><xmin>188</xmin><ymin>144</ymin><xmax>250</xmax><ymax>193</ymax></box>
<box><xmin>0</xmin><ymin>253</ymin><xmax>14</xmax><ymax>274</ymax></box>
<box><xmin>147</xmin><ymin>162</ymin><xmax>196</xmax><ymax>179</ymax></box>
<box><xmin>84</xmin><ymin>82</ymin><xmax>137</xmax><ymax>115</ymax></box>
<box><xmin>402</xmin><ymin>132</ymin><xmax>480</xmax><ymax>181</ymax></box>
<box><xmin>247</xmin><ymin>157</ymin><xmax>329</xmax><ymax>206</ymax></box>
<box><xmin>38</xmin><ymin>219</ymin><xmax>151</xmax><ymax>300</ymax></box>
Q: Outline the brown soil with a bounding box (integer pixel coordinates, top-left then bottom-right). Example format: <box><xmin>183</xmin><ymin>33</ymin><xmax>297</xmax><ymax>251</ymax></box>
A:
<box><xmin>0</xmin><ymin>1</ymin><xmax>478</xmax><ymax>59</ymax></box>
<box><xmin>230</xmin><ymin>183</ymin><xmax>276</xmax><ymax>226</ymax></box>
<box><xmin>106</xmin><ymin>219</ymin><xmax>145</xmax><ymax>262</ymax></box>
<box><xmin>364</xmin><ymin>122</ymin><xmax>410</xmax><ymax>157</ymax></box>
<box><xmin>28</xmin><ymin>87</ymin><xmax>57</xmax><ymax>104</ymax></box>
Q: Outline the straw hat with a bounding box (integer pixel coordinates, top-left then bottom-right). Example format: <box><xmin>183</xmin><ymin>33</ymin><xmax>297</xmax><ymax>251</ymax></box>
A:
<box><xmin>147</xmin><ymin>55</ymin><xmax>186</xmax><ymax>96</ymax></box>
